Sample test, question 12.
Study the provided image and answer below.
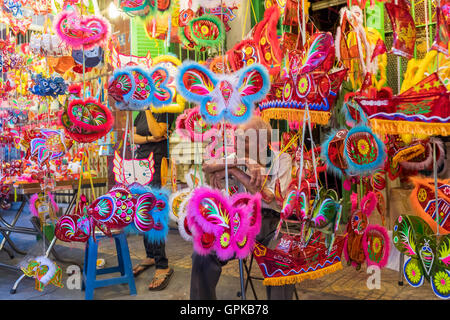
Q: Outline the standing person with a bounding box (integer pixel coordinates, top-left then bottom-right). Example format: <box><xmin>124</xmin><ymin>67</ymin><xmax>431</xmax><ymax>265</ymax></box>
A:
<box><xmin>132</xmin><ymin>109</ymin><xmax>174</xmax><ymax>291</ymax></box>
<box><xmin>190</xmin><ymin>116</ymin><xmax>294</xmax><ymax>299</ymax></box>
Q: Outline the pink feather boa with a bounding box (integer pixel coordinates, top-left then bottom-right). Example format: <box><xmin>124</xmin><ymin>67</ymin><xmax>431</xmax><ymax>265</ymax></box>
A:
<box><xmin>186</xmin><ymin>187</ymin><xmax>262</xmax><ymax>261</ymax></box>
<box><xmin>29</xmin><ymin>193</ymin><xmax>58</xmax><ymax>218</ymax></box>
<box><xmin>54</xmin><ymin>11</ymin><xmax>110</xmax><ymax>50</ymax></box>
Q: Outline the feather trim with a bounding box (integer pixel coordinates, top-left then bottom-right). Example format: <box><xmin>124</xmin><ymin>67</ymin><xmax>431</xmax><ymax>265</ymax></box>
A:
<box><xmin>361</xmin><ymin>191</ymin><xmax>377</xmax><ymax>217</ymax></box>
<box><xmin>321</xmin><ymin>129</ymin><xmax>346</xmax><ymax>178</ymax></box>
<box><xmin>400</xmin><ymin>138</ymin><xmax>445</xmax><ymax>171</ymax></box>
<box><xmin>29</xmin><ymin>193</ymin><xmax>59</xmax><ymax>218</ymax></box>
<box><xmin>363</xmin><ymin>224</ymin><xmax>390</xmax><ymax>268</ymax></box>
<box><xmin>344</xmin><ymin>125</ymin><xmax>386</xmax><ymax>176</ymax></box>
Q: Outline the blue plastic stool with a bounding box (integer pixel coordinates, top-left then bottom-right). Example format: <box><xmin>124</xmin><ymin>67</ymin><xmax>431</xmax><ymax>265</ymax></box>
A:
<box><xmin>81</xmin><ymin>232</ymin><xmax>136</xmax><ymax>300</ymax></box>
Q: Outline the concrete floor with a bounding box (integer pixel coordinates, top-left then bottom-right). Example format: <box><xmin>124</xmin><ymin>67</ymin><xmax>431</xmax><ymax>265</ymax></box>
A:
<box><xmin>0</xmin><ymin>203</ymin><xmax>441</xmax><ymax>300</ymax></box>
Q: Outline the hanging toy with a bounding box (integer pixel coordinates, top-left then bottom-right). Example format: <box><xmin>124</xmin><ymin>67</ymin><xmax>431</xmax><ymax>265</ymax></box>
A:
<box><xmin>29</xmin><ymin>74</ymin><xmax>67</xmax><ymax>97</ymax></box>
<box><xmin>29</xmin><ymin>192</ymin><xmax>59</xmax><ymax>229</ymax></box>
<box><xmin>321</xmin><ymin>125</ymin><xmax>386</xmax><ymax>177</ymax></box>
<box><xmin>60</xmin><ymin>98</ymin><xmax>114</xmax><ymax>143</ymax></box>
<box><xmin>87</xmin><ymin>184</ymin><xmax>165</xmax><ymax>236</ymax></box>
<box><xmin>108</xmin><ymin>66</ymin><xmax>173</xmax><ymax>110</ymax></box>
<box><xmin>227</xmin><ymin>5</ymin><xmax>282</xmax><ymax>76</ymax></box>
<box><xmin>180</xmin><ymin>14</ymin><xmax>225</xmax><ymax>49</ymax></box>
<box><xmin>151</xmin><ymin>54</ymin><xmax>186</xmax><ymax>114</ymax></box>
<box><xmin>176</xmin><ymin>61</ymin><xmax>270</xmax><ymax>125</ymax></box>
<box><xmin>393</xmin><ymin>215</ymin><xmax>450</xmax><ymax>299</ymax></box>
<box><xmin>343</xmin><ymin>192</ymin><xmax>390</xmax><ymax>270</ymax></box>
<box><xmin>186</xmin><ymin>186</ymin><xmax>262</xmax><ymax>260</ymax></box>
<box><xmin>23</xmin><ymin>129</ymin><xmax>73</xmax><ymax>166</ymax></box>
<box><xmin>175</xmin><ymin>106</ymin><xmax>216</xmax><ymax>142</ymax></box>
<box><xmin>55</xmin><ymin>194</ymin><xmax>91</xmax><ymax>243</ymax></box>
<box><xmin>21</xmin><ymin>256</ymin><xmax>64</xmax><ymax>292</ymax></box>
<box><xmin>409</xmin><ymin>177</ymin><xmax>450</xmax><ymax>235</ymax></box>
<box><xmin>54</xmin><ymin>10</ymin><xmax>110</xmax><ymax>50</ymax></box>
<box><xmin>113</xmin><ymin>150</ymin><xmax>155</xmax><ymax>185</ymax></box>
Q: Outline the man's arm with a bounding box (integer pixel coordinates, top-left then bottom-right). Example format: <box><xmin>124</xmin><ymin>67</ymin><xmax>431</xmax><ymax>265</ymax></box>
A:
<box><xmin>133</xmin><ymin>127</ymin><xmax>167</xmax><ymax>145</ymax></box>
<box><xmin>145</xmin><ymin>110</ymin><xmax>167</xmax><ymax>138</ymax></box>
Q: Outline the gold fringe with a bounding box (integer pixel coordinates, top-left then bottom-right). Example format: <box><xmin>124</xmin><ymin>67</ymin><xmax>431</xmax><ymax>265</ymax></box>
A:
<box><xmin>261</xmin><ymin>109</ymin><xmax>331</xmax><ymax>125</ymax></box>
<box><xmin>369</xmin><ymin>119</ymin><xmax>450</xmax><ymax>137</ymax></box>
<box><xmin>262</xmin><ymin>261</ymin><xmax>343</xmax><ymax>286</ymax></box>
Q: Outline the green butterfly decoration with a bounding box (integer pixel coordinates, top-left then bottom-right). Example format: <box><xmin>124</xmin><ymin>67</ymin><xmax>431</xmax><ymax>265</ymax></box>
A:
<box><xmin>393</xmin><ymin>215</ymin><xmax>450</xmax><ymax>299</ymax></box>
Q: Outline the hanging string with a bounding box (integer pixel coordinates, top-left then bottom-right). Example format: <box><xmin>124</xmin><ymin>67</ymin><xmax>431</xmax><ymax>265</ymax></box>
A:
<box><xmin>127</xmin><ymin>111</ymin><xmax>137</xmax><ymax>183</ymax></box>
<box><xmin>249</xmin><ymin>0</ymin><xmax>258</xmax><ymax>27</ymax></box>
<box><xmin>242</xmin><ymin>0</ymin><xmax>251</xmax><ymax>39</ymax></box>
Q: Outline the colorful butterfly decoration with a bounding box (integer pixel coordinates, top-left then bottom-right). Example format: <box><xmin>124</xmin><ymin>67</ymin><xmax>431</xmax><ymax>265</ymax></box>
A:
<box><xmin>393</xmin><ymin>215</ymin><xmax>450</xmax><ymax>299</ymax></box>
<box><xmin>186</xmin><ymin>187</ymin><xmax>262</xmax><ymax>261</ymax></box>
<box><xmin>176</xmin><ymin>61</ymin><xmax>270</xmax><ymax>124</ymax></box>
<box><xmin>108</xmin><ymin>66</ymin><xmax>173</xmax><ymax>110</ymax></box>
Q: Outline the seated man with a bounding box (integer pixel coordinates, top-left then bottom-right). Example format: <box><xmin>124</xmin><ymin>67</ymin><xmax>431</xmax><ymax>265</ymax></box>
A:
<box><xmin>189</xmin><ymin>116</ymin><xmax>293</xmax><ymax>300</ymax></box>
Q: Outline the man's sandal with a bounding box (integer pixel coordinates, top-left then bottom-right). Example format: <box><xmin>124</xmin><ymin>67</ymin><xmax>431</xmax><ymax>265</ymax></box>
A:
<box><xmin>133</xmin><ymin>261</ymin><xmax>155</xmax><ymax>277</ymax></box>
<box><xmin>148</xmin><ymin>268</ymin><xmax>174</xmax><ymax>291</ymax></box>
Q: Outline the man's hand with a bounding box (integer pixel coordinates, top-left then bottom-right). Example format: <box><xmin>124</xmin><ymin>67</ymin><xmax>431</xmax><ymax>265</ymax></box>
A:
<box><xmin>245</xmin><ymin>161</ymin><xmax>265</xmax><ymax>190</ymax></box>
<box><xmin>209</xmin><ymin>170</ymin><xmax>227</xmax><ymax>189</ymax></box>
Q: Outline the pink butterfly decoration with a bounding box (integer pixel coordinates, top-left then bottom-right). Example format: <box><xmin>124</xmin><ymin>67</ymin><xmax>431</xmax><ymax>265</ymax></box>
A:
<box><xmin>186</xmin><ymin>187</ymin><xmax>262</xmax><ymax>260</ymax></box>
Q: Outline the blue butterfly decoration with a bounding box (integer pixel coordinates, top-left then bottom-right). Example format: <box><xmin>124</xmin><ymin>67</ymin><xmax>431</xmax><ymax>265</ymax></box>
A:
<box><xmin>175</xmin><ymin>61</ymin><xmax>270</xmax><ymax>124</ymax></box>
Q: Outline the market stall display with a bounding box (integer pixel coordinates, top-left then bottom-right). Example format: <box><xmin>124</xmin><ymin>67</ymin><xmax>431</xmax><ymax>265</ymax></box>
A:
<box><xmin>0</xmin><ymin>0</ymin><xmax>447</xmax><ymax>301</ymax></box>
